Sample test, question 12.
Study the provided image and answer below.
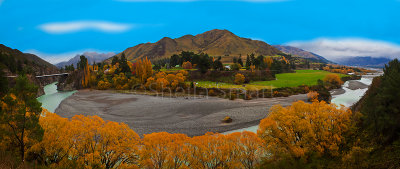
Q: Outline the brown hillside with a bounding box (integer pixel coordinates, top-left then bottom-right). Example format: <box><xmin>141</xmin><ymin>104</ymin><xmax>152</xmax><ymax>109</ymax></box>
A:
<box><xmin>115</xmin><ymin>29</ymin><xmax>281</xmax><ymax>62</ymax></box>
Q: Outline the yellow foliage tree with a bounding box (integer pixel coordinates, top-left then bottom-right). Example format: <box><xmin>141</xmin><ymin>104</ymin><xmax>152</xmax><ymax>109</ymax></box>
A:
<box><xmin>323</xmin><ymin>74</ymin><xmax>343</xmax><ymax>86</ymax></box>
<box><xmin>140</xmin><ymin>132</ymin><xmax>189</xmax><ymax>169</ymax></box>
<box><xmin>263</xmin><ymin>56</ymin><xmax>273</xmax><ymax>68</ymax></box>
<box><xmin>234</xmin><ymin>73</ymin><xmax>245</xmax><ymax>85</ymax></box>
<box><xmin>257</xmin><ymin>101</ymin><xmax>352</xmax><ymax>159</ymax></box>
<box><xmin>136</xmin><ymin>57</ymin><xmax>153</xmax><ymax>84</ymax></box>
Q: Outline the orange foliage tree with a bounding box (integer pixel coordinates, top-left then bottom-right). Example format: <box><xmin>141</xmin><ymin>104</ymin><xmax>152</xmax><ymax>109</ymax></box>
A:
<box><xmin>182</xmin><ymin>61</ymin><xmax>193</xmax><ymax>69</ymax></box>
<box><xmin>257</xmin><ymin>101</ymin><xmax>353</xmax><ymax>159</ymax></box>
<box><xmin>140</xmin><ymin>132</ymin><xmax>189</xmax><ymax>168</ymax></box>
<box><xmin>307</xmin><ymin>91</ymin><xmax>319</xmax><ymax>102</ymax></box>
<box><xmin>29</xmin><ymin>112</ymin><xmax>141</xmax><ymax>168</ymax></box>
<box><xmin>145</xmin><ymin>71</ymin><xmax>187</xmax><ymax>91</ymax></box>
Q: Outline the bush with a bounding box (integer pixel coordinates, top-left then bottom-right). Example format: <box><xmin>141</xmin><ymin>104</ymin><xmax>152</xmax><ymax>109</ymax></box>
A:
<box><xmin>182</xmin><ymin>61</ymin><xmax>193</xmax><ymax>69</ymax></box>
<box><xmin>222</xmin><ymin>116</ymin><xmax>233</xmax><ymax>123</ymax></box>
<box><xmin>208</xmin><ymin>89</ymin><xmax>215</xmax><ymax>96</ymax></box>
<box><xmin>323</xmin><ymin>74</ymin><xmax>343</xmax><ymax>87</ymax></box>
<box><xmin>307</xmin><ymin>91</ymin><xmax>319</xmax><ymax>102</ymax></box>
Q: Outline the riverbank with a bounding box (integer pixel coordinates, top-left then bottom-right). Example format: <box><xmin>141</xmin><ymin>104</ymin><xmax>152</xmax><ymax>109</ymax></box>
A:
<box><xmin>55</xmin><ymin>90</ymin><xmax>307</xmax><ymax>137</ymax></box>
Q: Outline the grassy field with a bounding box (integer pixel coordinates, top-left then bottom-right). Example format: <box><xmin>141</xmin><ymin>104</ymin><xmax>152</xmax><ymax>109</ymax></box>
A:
<box><xmin>191</xmin><ymin>70</ymin><xmax>348</xmax><ymax>90</ymax></box>
<box><xmin>250</xmin><ymin>70</ymin><xmax>348</xmax><ymax>88</ymax></box>
<box><xmin>192</xmin><ymin>81</ymin><xmax>273</xmax><ymax>90</ymax></box>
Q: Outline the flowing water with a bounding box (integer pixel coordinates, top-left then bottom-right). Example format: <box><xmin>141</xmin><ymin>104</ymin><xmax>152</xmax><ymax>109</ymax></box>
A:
<box><xmin>223</xmin><ymin>71</ymin><xmax>382</xmax><ymax>134</ymax></box>
<box><xmin>37</xmin><ymin>82</ymin><xmax>77</xmax><ymax>113</ymax></box>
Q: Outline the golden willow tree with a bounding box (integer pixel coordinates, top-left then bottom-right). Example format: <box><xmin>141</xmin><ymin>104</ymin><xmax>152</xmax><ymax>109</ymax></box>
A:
<box><xmin>257</xmin><ymin>101</ymin><xmax>352</xmax><ymax>160</ymax></box>
<box><xmin>136</xmin><ymin>57</ymin><xmax>153</xmax><ymax>83</ymax></box>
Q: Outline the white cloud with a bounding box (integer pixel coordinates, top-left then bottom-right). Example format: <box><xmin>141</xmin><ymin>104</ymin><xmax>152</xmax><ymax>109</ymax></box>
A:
<box><xmin>38</xmin><ymin>21</ymin><xmax>133</xmax><ymax>34</ymax></box>
<box><xmin>116</xmin><ymin>0</ymin><xmax>288</xmax><ymax>2</ymax></box>
<box><xmin>25</xmin><ymin>49</ymin><xmax>114</xmax><ymax>64</ymax></box>
<box><xmin>287</xmin><ymin>38</ymin><xmax>400</xmax><ymax>61</ymax></box>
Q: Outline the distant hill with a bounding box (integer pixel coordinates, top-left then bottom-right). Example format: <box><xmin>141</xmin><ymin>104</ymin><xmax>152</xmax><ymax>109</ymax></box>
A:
<box><xmin>56</xmin><ymin>52</ymin><xmax>115</xmax><ymax>68</ymax></box>
<box><xmin>273</xmin><ymin>45</ymin><xmax>331</xmax><ymax>63</ymax></box>
<box><xmin>114</xmin><ymin>29</ymin><xmax>281</xmax><ymax>63</ymax></box>
<box><xmin>334</xmin><ymin>56</ymin><xmax>391</xmax><ymax>68</ymax></box>
<box><xmin>0</xmin><ymin>44</ymin><xmax>58</xmax><ymax>75</ymax></box>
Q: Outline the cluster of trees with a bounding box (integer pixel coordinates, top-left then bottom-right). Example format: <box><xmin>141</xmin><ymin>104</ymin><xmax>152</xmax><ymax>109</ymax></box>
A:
<box><xmin>72</xmin><ymin>54</ymin><xmax>153</xmax><ymax>90</ymax></box>
<box><xmin>2</xmin><ymin>108</ymin><xmax>266</xmax><ymax>168</ymax></box>
<box><xmin>145</xmin><ymin>70</ymin><xmax>188</xmax><ymax>91</ymax></box>
<box><xmin>323</xmin><ymin>64</ymin><xmax>372</xmax><ymax>75</ymax></box>
<box><xmin>0</xmin><ymin>53</ymin><xmax>34</xmax><ymax>74</ymax></box>
<box><xmin>168</xmin><ymin>51</ymin><xmax>223</xmax><ymax>73</ymax></box>
<box><xmin>243</xmin><ymin>54</ymin><xmax>293</xmax><ymax>73</ymax></box>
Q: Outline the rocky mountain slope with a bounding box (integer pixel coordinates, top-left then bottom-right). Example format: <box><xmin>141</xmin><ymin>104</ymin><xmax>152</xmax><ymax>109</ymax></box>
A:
<box><xmin>114</xmin><ymin>29</ymin><xmax>281</xmax><ymax>63</ymax></box>
<box><xmin>0</xmin><ymin>44</ymin><xmax>60</xmax><ymax>96</ymax></box>
<box><xmin>273</xmin><ymin>45</ymin><xmax>331</xmax><ymax>63</ymax></box>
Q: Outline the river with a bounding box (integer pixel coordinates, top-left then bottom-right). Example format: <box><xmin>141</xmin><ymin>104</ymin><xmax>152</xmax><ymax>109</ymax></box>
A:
<box><xmin>37</xmin><ymin>72</ymin><xmax>381</xmax><ymax>134</ymax></box>
<box><xmin>36</xmin><ymin>82</ymin><xmax>76</xmax><ymax>113</ymax></box>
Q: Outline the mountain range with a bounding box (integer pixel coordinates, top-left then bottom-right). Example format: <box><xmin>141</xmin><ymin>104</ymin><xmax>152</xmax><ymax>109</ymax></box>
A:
<box><xmin>273</xmin><ymin>45</ymin><xmax>332</xmax><ymax>63</ymax></box>
<box><xmin>56</xmin><ymin>52</ymin><xmax>116</xmax><ymax>68</ymax></box>
<box><xmin>114</xmin><ymin>29</ymin><xmax>282</xmax><ymax>63</ymax></box>
<box><xmin>334</xmin><ymin>56</ymin><xmax>391</xmax><ymax>68</ymax></box>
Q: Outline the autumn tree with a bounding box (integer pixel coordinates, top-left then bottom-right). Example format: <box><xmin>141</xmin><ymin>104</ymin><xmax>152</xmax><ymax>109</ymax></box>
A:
<box><xmin>136</xmin><ymin>57</ymin><xmax>153</xmax><ymax>83</ymax></box>
<box><xmin>307</xmin><ymin>91</ymin><xmax>319</xmax><ymax>102</ymax></box>
<box><xmin>182</xmin><ymin>61</ymin><xmax>192</xmax><ymax>69</ymax></box>
<box><xmin>140</xmin><ymin>132</ymin><xmax>189</xmax><ymax>169</ymax></box>
<box><xmin>69</xmin><ymin>115</ymin><xmax>141</xmax><ymax>169</ymax></box>
<box><xmin>263</xmin><ymin>56</ymin><xmax>273</xmax><ymax>69</ymax></box>
<box><xmin>226</xmin><ymin>131</ymin><xmax>265</xmax><ymax>169</ymax></box>
<box><xmin>234</xmin><ymin>73</ymin><xmax>245</xmax><ymax>85</ymax></box>
<box><xmin>28</xmin><ymin>109</ymin><xmax>74</xmax><ymax>167</ymax></box>
<box><xmin>0</xmin><ymin>74</ymin><xmax>43</xmax><ymax>161</ymax></box>
<box><xmin>258</xmin><ymin>101</ymin><xmax>352</xmax><ymax>161</ymax></box>
<box><xmin>323</xmin><ymin>74</ymin><xmax>343</xmax><ymax>87</ymax></box>
<box><xmin>188</xmin><ymin>133</ymin><xmax>237</xmax><ymax>168</ymax></box>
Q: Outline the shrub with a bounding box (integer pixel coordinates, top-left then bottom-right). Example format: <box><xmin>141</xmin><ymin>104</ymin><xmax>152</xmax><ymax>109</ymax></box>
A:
<box><xmin>97</xmin><ymin>80</ymin><xmax>112</xmax><ymax>90</ymax></box>
<box><xmin>307</xmin><ymin>91</ymin><xmax>319</xmax><ymax>102</ymax></box>
<box><xmin>182</xmin><ymin>61</ymin><xmax>192</xmax><ymax>69</ymax></box>
<box><xmin>208</xmin><ymin>89</ymin><xmax>215</xmax><ymax>96</ymax></box>
<box><xmin>234</xmin><ymin>73</ymin><xmax>245</xmax><ymax>85</ymax></box>
<box><xmin>222</xmin><ymin>116</ymin><xmax>233</xmax><ymax>123</ymax></box>
<box><xmin>323</xmin><ymin>74</ymin><xmax>343</xmax><ymax>87</ymax></box>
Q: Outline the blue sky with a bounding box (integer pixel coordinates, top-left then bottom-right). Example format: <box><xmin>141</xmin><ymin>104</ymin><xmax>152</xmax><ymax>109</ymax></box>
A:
<box><xmin>1</xmin><ymin>0</ymin><xmax>400</xmax><ymax>63</ymax></box>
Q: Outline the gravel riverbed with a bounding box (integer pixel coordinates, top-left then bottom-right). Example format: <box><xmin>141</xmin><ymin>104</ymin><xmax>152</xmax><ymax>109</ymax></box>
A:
<box><xmin>56</xmin><ymin>90</ymin><xmax>307</xmax><ymax>137</ymax></box>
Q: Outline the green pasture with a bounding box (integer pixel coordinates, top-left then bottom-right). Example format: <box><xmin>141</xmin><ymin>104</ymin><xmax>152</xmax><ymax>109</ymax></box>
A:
<box><xmin>250</xmin><ymin>70</ymin><xmax>348</xmax><ymax>88</ymax></box>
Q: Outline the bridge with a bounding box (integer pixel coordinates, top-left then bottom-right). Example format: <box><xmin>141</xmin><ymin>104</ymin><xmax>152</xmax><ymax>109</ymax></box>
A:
<box><xmin>6</xmin><ymin>73</ymin><xmax>69</xmax><ymax>78</ymax></box>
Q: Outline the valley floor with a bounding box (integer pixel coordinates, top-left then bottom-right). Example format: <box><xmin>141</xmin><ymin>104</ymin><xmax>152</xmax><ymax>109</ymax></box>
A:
<box><xmin>55</xmin><ymin>90</ymin><xmax>307</xmax><ymax>136</ymax></box>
